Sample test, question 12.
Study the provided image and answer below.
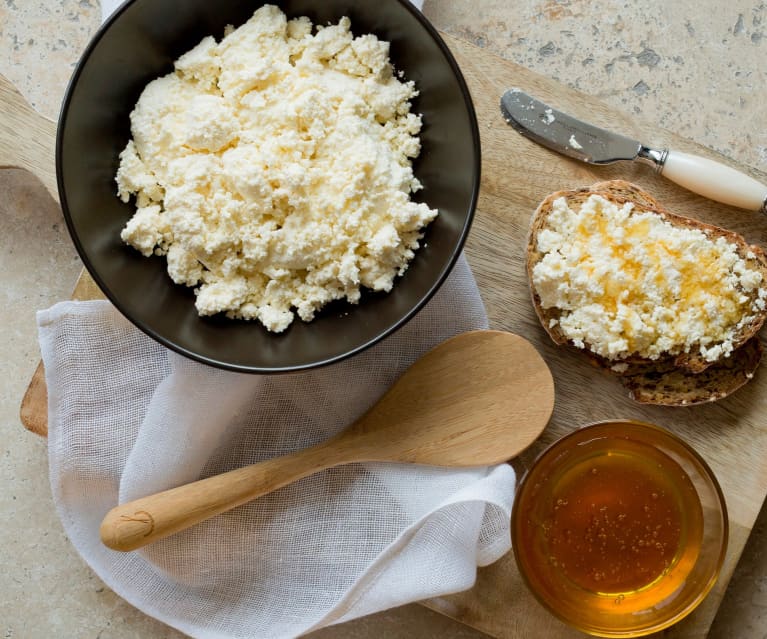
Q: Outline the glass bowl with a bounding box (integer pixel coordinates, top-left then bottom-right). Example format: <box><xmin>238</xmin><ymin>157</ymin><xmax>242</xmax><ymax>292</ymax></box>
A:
<box><xmin>511</xmin><ymin>420</ymin><xmax>728</xmax><ymax>637</ymax></box>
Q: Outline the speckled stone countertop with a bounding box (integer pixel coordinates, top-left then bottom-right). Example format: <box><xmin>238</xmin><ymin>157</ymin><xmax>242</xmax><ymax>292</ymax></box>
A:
<box><xmin>1</xmin><ymin>1</ymin><xmax>766</xmax><ymax>637</ymax></box>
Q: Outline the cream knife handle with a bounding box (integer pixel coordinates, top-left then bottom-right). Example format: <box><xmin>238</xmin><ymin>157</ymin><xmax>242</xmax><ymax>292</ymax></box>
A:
<box><xmin>659</xmin><ymin>150</ymin><xmax>767</xmax><ymax>212</ymax></box>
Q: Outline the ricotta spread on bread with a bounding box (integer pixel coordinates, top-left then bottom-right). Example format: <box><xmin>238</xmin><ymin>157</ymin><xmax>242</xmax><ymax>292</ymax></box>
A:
<box><xmin>532</xmin><ymin>193</ymin><xmax>767</xmax><ymax>362</ymax></box>
<box><xmin>115</xmin><ymin>5</ymin><xmax>436</xmax><ymax>332</ymax></box>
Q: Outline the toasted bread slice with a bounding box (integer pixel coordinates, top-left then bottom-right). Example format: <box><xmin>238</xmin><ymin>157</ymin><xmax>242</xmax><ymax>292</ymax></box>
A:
<box><xmin>526</xmin><ymin>179</ymin><xmax>767</xmax><ymax>404</ymax></box>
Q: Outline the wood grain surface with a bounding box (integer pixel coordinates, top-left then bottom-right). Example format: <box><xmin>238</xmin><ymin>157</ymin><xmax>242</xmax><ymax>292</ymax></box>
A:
<box><xmin>0</xmin><ymin>73</ymin><xmax>57</xmax><ymax>198</ymax></box>
<box><xmin>13</xmin><ymin>32</ymin><xmax>767</xmax><ymax>639</ymax></box>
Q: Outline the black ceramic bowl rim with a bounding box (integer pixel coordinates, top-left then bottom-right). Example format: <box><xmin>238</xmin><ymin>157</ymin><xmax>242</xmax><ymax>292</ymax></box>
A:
<box><xmin>510</xmin><ymin>419</ymin><xmax>729</xmax><ymax>637</ymax></box>
<box><xmin>56</xmin><ymin>0</ymin><xmax>480</xmax><ymax>373</ymax></box>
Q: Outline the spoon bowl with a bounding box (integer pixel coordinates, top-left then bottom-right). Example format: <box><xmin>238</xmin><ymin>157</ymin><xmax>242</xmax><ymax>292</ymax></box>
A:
<box><xmin>100</xmin><ymin>330</ymin><xmax>554</xmax><ymax>551</ymax></box>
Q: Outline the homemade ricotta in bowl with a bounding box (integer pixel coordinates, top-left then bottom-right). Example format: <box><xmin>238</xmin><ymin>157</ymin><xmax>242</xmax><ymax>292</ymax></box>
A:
<box><xmin>116</xmin><ymin>5</ymin><xmax>437</xmax><ymax>332</ymax></box>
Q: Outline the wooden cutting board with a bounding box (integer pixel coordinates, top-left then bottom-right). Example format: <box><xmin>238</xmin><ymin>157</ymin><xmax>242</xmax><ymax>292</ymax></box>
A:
<box><xmin>11</xmin><ymin>32</ymin><xmax>767</xmax><ymax>639</ymax></box>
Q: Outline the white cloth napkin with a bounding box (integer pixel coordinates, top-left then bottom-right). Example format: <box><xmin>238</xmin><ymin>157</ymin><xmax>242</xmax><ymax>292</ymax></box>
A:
<box><xmin>40</xmin><ymin>2</ymin><xmax>516</xmax><ymax>638</ymax></box>
<box><xmin>41</xmin><ymin>256</ymin><xmax>516</xmax><ymax>639</ymax></box>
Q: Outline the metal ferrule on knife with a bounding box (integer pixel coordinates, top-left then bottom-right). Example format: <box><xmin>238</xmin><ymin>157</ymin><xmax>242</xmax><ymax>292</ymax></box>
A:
<box><xmin>636</xmin><ymin>146</ymin><xmax>669</xmax><ymax>173</ymax></box>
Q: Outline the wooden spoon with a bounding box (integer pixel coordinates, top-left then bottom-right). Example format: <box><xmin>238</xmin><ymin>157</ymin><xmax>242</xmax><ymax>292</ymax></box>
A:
<box><xmin>100</xmin><ymin>330</ymin><xmax>555</xmax><ymax>552</ymax></box>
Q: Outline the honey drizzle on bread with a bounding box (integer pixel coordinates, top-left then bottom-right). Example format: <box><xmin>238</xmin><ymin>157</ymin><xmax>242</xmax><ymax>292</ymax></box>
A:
<box><xmin>526</xmin><ymin>180</ymin><xmax>767</xmax><ymax>405</ymax></box>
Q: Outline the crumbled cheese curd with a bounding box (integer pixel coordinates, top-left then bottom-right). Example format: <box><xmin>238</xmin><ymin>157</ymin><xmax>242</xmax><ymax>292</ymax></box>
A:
<box><xmin>115</xmin><ymin>5</ymin><xmax>436</xmax><ymax>332</ymax></box>
<box><xmin>532</xmin><ymin>194</ymin><xmax>767</xmax><ymax>362</ymax></box>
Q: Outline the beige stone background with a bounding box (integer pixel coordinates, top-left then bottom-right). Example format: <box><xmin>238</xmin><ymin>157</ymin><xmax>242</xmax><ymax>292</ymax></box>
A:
<box><xmin>1</xmin><ymin>0</ymin><xmax>766</xmax><ymax>637</ymax></box>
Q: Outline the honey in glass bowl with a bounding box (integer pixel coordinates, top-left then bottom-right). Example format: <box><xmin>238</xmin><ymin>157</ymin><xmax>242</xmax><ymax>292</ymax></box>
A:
<box><xmin>511</xmin><ymin>420</ymin><xmax>728</xmax><ymax>637</ymax></box>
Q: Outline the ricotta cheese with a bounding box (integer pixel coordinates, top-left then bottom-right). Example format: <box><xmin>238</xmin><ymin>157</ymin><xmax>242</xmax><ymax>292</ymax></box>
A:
<box><xmin>568</xmin><ymin>134</ymin><xmax>583</xmax><ymax>150</ymax></box>
<box><xmin>532</xmin><ymin>194</ymin><xmax>767</xmax><ymax>362</ymax></box>
<box><xmin>115</xmin><ymin>5</ymin><xmax>436</xmax><ymax>332</ymax></box>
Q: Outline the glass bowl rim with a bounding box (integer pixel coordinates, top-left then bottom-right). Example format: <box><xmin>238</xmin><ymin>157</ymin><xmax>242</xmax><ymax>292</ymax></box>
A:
<box><xmin>510</xmin><ymin>418</ymin><xmax>729</xmax><ymax>638</ymax></box>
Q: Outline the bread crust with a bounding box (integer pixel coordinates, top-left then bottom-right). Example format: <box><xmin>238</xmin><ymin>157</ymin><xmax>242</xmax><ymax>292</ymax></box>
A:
<box><xmin>526</xmin><ymin>179</ymin><xmax>766</xmax><ymax>405</ymax></box>
<box><xmin>621</xmin><ymin>336</ymin><xmax>761</xmax><ymax>406</ymax></box>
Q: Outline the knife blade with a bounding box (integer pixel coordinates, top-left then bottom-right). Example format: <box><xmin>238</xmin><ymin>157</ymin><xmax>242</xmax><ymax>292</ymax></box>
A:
<box><xmin>500</xmin><ymin>88</ymin><xmax>642</xmax><ymax>165</ymax></box>
<box><xmin>500</xmin><ymin>88</ymin><xmax>767</xmax><ymax>213</ymax></box>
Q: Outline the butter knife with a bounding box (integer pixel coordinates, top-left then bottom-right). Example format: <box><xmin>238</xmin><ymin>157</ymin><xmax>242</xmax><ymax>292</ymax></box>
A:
<box><xmin>500</xmin><ymin>88</ymin><xmax>767</xmax><ymax>213</ymax></box>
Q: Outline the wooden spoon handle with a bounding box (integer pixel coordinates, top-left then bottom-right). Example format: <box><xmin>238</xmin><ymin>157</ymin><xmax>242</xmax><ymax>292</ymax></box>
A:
<box><xmin>100</xmin><ymin>443</ymin><xmax>341</xmax><ymax>552</ymax></box>
<box><xmin>0</xmin><ymin>73</ymin><xmax>58</xmax><ymax>200</ymax></box>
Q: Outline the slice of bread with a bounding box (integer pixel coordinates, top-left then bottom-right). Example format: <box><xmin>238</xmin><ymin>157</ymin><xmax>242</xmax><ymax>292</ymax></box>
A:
<box><xmin>526</xmin><ymin>179</ymin><xmax>767</xmax><ymax>405</ymax></box>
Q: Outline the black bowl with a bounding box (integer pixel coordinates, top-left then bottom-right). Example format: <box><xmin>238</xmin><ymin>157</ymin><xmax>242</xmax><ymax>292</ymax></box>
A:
<box><xmin>57</xmin><ymin>0</ymin><xmax>480</xmax><ymax>373</ymax></box>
